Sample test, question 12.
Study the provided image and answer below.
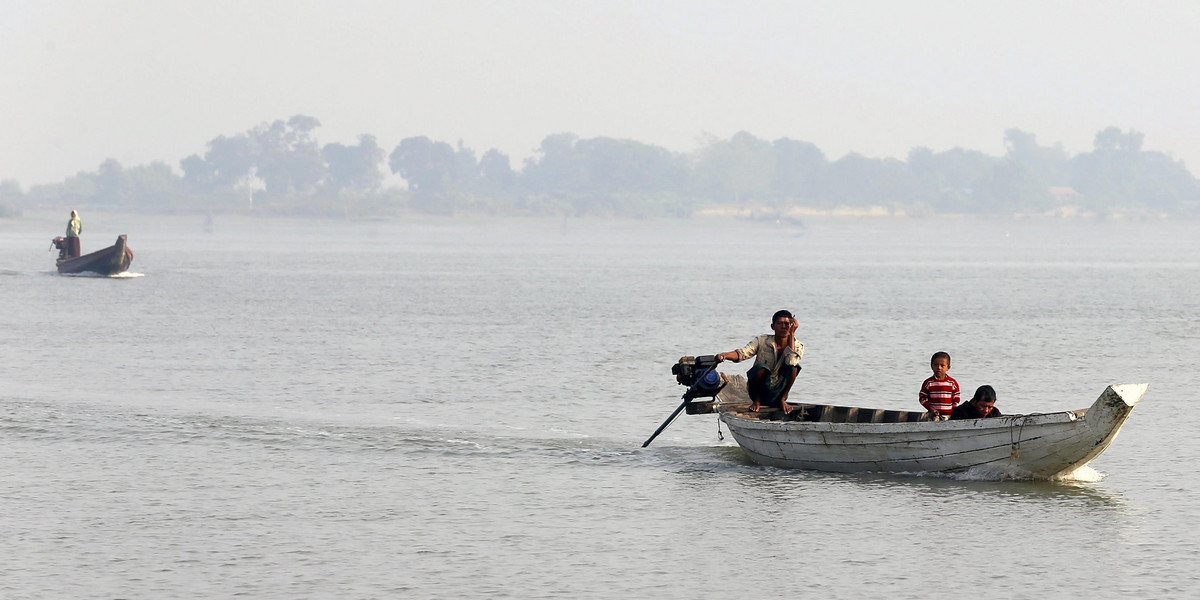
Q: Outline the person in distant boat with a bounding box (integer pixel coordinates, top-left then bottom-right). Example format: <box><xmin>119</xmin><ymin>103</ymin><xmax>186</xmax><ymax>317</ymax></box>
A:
<box><xmin>64</xmin><ymin>209</ymin><xmax>82</xmax><ymax>258</ymax></box>
<box><xmin>713</xmin><ymin>309</ymin><xmax>804</xmax><ymax>414</ymax></box>
<box><xmin>951</xmin><ymin>385</ymin><xmax>1003</xmax><ymax>420</ymax></box>
<box><xmin>919</xmin><ymin>351</ymin><xmax>960</xmax><ymax>420</ymax></box>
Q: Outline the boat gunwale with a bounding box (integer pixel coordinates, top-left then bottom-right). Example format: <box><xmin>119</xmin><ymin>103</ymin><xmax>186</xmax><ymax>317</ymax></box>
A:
<box><xmin>716</xmin><ymin>406</ymin><xmax>1080</xmax><ymax>433</ymax></box>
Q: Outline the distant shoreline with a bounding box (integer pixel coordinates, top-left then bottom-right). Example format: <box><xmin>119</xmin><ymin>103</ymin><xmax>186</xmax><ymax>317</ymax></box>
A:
<box><xmin>4</xmin><ymin>204</ymin><xmax>1181</xmax><ymax>226</ymax></box>
<box><xmin>698</xmin><ymin>204</ymin><xmax>1174</xmax><ymax>222</ymax></box>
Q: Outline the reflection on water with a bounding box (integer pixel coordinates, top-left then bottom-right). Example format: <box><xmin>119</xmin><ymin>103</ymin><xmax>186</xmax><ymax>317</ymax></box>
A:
<box><xmin>667</xmin><ymin>449</ymin><xmax>1129</xmax><ymax>510</ymax></box>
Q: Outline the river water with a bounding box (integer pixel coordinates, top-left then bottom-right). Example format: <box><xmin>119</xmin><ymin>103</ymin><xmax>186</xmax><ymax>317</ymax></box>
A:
<box><xmin>1</xmin><ymin>210</ymin><xmax>1197</xmax><ymax>598</ymax></box>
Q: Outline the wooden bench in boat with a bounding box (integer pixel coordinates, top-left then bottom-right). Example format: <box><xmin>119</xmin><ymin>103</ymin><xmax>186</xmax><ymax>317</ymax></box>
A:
<box><xmin>688</xmin><ymin>400</ymin><xmax>931</xmax><ymax>423</ymax></box>
<box><xmin>683</xmin><ymin>374</ymin><xmax>933</xmax><ymax>422</ymax></box>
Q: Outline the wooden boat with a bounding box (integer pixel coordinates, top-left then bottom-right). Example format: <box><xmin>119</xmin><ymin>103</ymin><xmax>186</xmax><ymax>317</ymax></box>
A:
<box><xmin>687</xmin><ymin>375</ymin><xmax>1146</xmax><ymax>480</ymax></box>
<box><xmin>55</xmin><ymin>234</ymin><xmax>134</xmax><ymax>275</ymax></box>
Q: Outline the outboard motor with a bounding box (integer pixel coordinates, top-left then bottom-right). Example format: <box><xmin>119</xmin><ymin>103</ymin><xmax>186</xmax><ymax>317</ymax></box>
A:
<box><xmin>50</xmin><ymin>236</ymin><xmax>68</xmax><ymax>260</ymax></box>
<box><xmin>644</xmin><ymin>355</ymin><xmax>728</xmax><ymax>447</ymax></box>
<box><xmin>671</xmin><ymin>355</ymin><xmax>726</xmax><ymax>400</ymax></box>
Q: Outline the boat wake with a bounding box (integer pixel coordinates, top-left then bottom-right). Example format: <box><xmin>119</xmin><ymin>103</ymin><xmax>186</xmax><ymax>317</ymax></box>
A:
<box><xmin>939</xmin><ymin>463</ymin><xmax>1106</xmax><ymax>483</ymax></box>
<box><xmin>1052</xmin><ymin>464</ymin><xmax>1105</xmax><ymax>483</ymax></box>
<box><xmin>59</xmin><ymin>270</ymin><xmax>145</xmax><ymax>278</ymax></box>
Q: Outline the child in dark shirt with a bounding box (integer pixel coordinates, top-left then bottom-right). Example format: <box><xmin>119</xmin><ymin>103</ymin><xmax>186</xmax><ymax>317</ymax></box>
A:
<box><xmin>951</xmin><ymin>385</ymin><xmax>1003</xmax><ymax>420</ymax></box>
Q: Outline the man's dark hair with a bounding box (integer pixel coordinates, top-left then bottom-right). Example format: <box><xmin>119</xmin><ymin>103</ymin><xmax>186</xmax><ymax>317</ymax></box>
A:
<box><xmin>930</xmin><ymin>351</ymin><xmax>951</xmax><ymax>365</ymax></box>
<box><xmin>971</xmin><ymin>385</ymin><xmax>996</xmax><ymax>404</ymax></box>
<box><xmin>772</xmin><ymin>309</ymin><xmax>794</xmax><ymax>324</ymax></box>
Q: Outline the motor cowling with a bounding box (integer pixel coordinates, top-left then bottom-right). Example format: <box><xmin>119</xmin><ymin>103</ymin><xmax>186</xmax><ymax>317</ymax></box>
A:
<box><xmin>671</xmin><ymin>355</ymin><xmax>726</xmax><ymax>400</ymax></box>
<box><xmin>50</xmin><ymin>236</ymin><xmax>67</xmax><ymax>259</ymax></box>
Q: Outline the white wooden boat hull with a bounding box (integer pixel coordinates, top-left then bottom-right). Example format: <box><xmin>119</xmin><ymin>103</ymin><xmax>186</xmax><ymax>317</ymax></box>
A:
<box><xmin>716</xmin><ymin>383</ymin><xmax>1146</xmax><ymax>479</ymax></box>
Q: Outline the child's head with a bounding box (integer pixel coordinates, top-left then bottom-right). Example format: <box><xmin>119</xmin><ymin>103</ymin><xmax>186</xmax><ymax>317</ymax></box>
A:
<box><xmin>929</xmin><ymin>352</ymin><xmax>951</xmax><ymax>379</ymax></box>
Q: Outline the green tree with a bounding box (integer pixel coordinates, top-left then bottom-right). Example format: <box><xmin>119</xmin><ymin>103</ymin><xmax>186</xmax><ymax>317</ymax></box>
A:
<box><xmin>185</xmin><ymin>115</ymin><xmax>325</xmax><ymax>202</ymax></box>
<box><xmin>322</xmin><ymin>134</ymin><xmax>385</xmax><ymax>194</ymax></box>
<box><xmin>692</xmin><ymin>131</ymin><xmax>775</xmax><ymax>203</ymax></box>
<box><xmin>1071</xmin><ymin>127</ymin><xmax>1199</xmax><ymax>215</ymax></box>
<box><xmin>200</xmin><ymin>133</ymin><xmax>257</xmax><ymax>190</ymax></box>
<box><xmin>972</xmin><ymin>129</ymin><xmax>1066</xmax><ymax>212</ymax></box>
<box><xmin>1093</xmin><ymin>126</ymin><xmax>1144</xmax><ymax>152</ymax></box>
<box><xmin>180</xmin><ymin>153</ymin><xmax>217</xmax><ymax>191</ymax></box>
<box><xmin>975</xmin><ymin>160</ymin><xmax>1046</xmax><ymax>213</ymax></box>
<box><xmin>573</xmin><ymin>137</ymin><xmax>687</xmax><ymax>196</ymax></box>
<box><xmin>824</xmin><ymin>153</ymin><xmax>912</xmax><ymax>208</ymax></box>
<box><xmin>522</xmin><ymin>133</ymin><xmax>585</xmax><ymax>195</ymax></box>
<box><xmin>1134</xmin><ymin>152</ymin><xmax>1198</xmax><ymax>214</ymax></box>
<box><xmin>252</xmin><ymin>115</ymin><xmax>326</xmax><ymax>197</ymax></box>
<box><xmin>906</xmin><ymin>147</ymin><xmax>995</xmax><ymax>213</ymax></box>
<box><xmin>126</xmin><ymin>162</ymin><xmax>182</xmax><ymax>208</ymax></box>
<box><xmin>517</xmin><ymin>134</ymin><xmax>690</xmax><ymax>215</ymax></box>
<box><xmin>452</xmin><ymin>141</ymin><xmax>480</xmax><ymax>194</ymax></box>
<box><xmin>388</xmin><ymin>136</ymin><xmax>460</xmax><ymax>213</ymax></box>
<box><xmin>772</xmin><ymin>138</ymin><xmax>826</xmax><ymax>203</ymax></box>
<box><xmin>477</xmin><ymin>149</ymin><xmax>516</xmax><ymax>197</ymax></box>
<box><xmin>388</xmin><ymin>136</ymin><xmax>457</xmax><ymax>194</ymax></box>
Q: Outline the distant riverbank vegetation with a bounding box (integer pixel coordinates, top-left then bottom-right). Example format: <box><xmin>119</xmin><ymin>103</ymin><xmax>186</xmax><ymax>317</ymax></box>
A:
<box><xmin>2</xmin><ymin>115</ymin><xmax>1198</xmax><ymax>219</ymax></box>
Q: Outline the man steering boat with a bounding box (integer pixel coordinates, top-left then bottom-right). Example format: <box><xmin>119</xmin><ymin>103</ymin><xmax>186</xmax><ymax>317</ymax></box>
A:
<box><xmin>713</xmin><ymin>309</ymin><xmax>804</xmax><ymax>414</ymax></box>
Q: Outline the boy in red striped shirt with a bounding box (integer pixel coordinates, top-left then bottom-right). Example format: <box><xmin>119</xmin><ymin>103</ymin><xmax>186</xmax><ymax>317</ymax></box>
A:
<box><xmin>919</xmin><ymin>351</ymin><xmax>960</xmax><ymax>420</ymax></box>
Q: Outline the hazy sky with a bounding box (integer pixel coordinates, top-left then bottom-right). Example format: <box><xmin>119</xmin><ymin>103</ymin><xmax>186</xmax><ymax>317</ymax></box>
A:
<box><xmin>2</xmin><ymin>0</ymin><xmax>1198</xmax><ymax>186</ymax></box>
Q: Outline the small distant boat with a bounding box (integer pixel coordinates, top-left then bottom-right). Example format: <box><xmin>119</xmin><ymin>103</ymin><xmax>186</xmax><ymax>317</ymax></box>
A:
<box><xmin>53</xmin><ymin>234</ymin><xmax>134</xmax><ymax>276</ymax></box>
<box><xmin>698</xmin><ymin>376</ymin><xmax>1145</xmax><ymax>479</ymax></box>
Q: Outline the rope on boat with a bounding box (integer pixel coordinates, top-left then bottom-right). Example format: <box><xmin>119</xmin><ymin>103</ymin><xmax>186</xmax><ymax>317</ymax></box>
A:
<box><xmin>1008</xmin><ymin>413</ymin><xmax>1045</xmax><ymax>459</ymax></box>
<box><xmin>1009</xmin><ymin>416</ymin><xmax>1028</xmax><ymax>459</ymax></box>
<box><xmin>1001</xmin><ymin>416</ymin><xmax>1031</xmax><ymax>479</ymax></box>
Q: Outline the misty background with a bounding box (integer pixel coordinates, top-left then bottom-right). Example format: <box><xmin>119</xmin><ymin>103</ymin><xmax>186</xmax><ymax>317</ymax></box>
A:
<box><xmin>3</xmin><ymin>1</ymin><xmax>1200</xmax><ymax>219</ymax></box>
<box><xmin>5</xmin><ymin>4</ymin><xmax>1200</xmax><ymax>596</ymax></box>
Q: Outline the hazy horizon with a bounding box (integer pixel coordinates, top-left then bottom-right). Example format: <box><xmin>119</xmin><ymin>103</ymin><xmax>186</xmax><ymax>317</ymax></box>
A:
<box><xmin>3</xmin><ymin>0</ymin><xmax>1198</xmax><ymax>187</ymax></box>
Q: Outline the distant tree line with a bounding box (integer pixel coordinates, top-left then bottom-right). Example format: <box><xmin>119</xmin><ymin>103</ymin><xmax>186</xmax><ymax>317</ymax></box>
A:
<box><xmin>2</xmin><ymin>115</ymin><xmax>1198</xmax><ymax>218</ymax></box>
